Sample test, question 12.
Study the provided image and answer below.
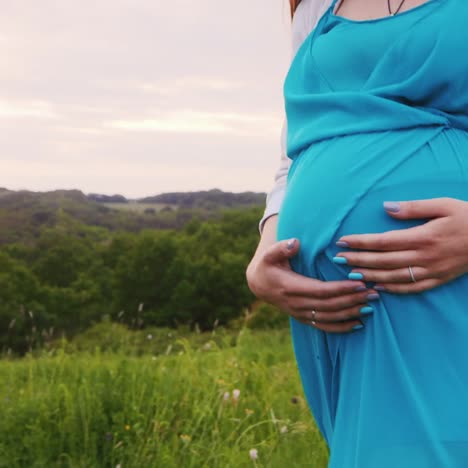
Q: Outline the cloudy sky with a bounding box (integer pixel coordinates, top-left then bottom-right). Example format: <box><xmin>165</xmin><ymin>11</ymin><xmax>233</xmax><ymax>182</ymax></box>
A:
<box><xmin>2</xmin><ymin>0</ymin><xmax>293</xmax><ymax>197</ymax></box>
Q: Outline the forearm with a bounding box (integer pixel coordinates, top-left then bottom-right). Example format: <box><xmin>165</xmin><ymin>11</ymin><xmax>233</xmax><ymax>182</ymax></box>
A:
<box><xmin>253</xmin><ymin>215</ymin><xmax>278</xmax><ymax>262</ymax></box>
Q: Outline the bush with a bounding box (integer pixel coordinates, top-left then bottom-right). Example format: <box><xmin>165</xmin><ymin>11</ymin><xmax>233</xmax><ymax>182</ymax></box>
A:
<box><xmin>245</xmin><ymin>303</ymin><xmax>289</xmax><ymax>329</ymax></box>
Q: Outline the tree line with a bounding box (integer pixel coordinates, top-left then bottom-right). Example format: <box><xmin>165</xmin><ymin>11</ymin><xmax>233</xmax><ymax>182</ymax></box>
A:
<box><xmin>0</xmin><ymin>208</ymin><xmax>263</xmax><ymax>354</ymax></box>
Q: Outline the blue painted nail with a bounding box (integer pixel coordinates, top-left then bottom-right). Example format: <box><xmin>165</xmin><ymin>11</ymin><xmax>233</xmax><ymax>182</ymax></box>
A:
<box><xmin>353</xmin><ymin>324</ymin><xmax>364</xmax><ymax>331</ymax></box>
<box><xmin>336</xmin><ymin>241</ymin><xmax>349</xmax><ymax>248</ymax></box>
<box><xmin>384</xmin><ymin>201</ymin><xmax>401</xmax><ymax>213</ymax></box>
<box><xmin>333</xmin><ymin>256</ymin><xmax>348</xmax><ymax>265</ymax></box>
<box><xmin>360</xmin><ymin>306</ymin><xmax>374</xmax><ymax>315</ymax></box>
<box><xmin>354</xmin><ymin>285</ymin><xmax>367</xmax><ymax>292</ymax></box>
<box><xmin>367</xmin><ymin>293</ymin><xmax>380</xmax><ymax>301</ymax></box>
<box><xmin>287</xmin><ymin>238</ymin><xmax>297</xmax><ymax>250</ymax></box>
<box><xmin>374</xmin><ymin>285</ymin><xmax>386</xmax><ymax>291</ymax></box>
<box><xmin>348</xmin><ymin>272</ymin><xmax>364</xmax><ymax>280</ymax></box>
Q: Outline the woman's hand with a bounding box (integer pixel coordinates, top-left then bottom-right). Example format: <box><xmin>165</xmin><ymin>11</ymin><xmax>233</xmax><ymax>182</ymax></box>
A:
<box><xmin>335</xmin><ymin>198</ymin><xmax>468</xmax><ymax>293</ymax></box>
<box><xmin>247</xmin><ymin>216</ymin><xmax>380</xmax><ymax>333</ymax></box>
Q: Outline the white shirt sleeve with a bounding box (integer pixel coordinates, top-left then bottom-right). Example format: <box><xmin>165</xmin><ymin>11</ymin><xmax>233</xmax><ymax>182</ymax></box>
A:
<box><xmin>259</xmin><ymin>0</ymin><xmax>333</xmax><ymax>233</ymax></box>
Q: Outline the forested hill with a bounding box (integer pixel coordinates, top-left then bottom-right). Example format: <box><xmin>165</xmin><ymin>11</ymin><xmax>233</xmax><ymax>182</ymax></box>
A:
<box><xmin>0</xmin><ymin>187</ymin><xmax>265</xmax><ymax>245</ymax></box>
<box><xmin>138</xmin><ymin>189</ymin><xmax>265</xmax><ymax>208</ymax></box>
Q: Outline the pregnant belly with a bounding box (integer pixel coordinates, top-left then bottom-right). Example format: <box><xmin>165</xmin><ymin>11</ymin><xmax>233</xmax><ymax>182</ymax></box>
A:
<box><xmin>280</xmin><ymin>127</ymin><xmax>468</xmax><ymax>466</ymax></box>
<box><xmin>277</xmin><ymin>127</ymin><xmax>468</xmax><ymax>281</ymax></box>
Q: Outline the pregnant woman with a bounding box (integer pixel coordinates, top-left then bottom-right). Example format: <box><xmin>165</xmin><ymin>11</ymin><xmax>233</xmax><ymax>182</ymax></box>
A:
<box><xmin>248</xmin><ymin>0</ymin><xmax>468</xmax><ymax>466</ymax></box>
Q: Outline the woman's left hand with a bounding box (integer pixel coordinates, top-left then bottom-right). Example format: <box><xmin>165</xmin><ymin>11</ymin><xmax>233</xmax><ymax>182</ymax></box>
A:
<box><xmin>335</xmin><ymin>198</ymin><xmax>468</xmax><ymax>293</ymax></box>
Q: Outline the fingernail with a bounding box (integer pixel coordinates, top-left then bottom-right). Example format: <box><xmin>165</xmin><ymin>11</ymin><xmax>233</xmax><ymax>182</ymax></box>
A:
<box><xmin>287</xmin><ymin>239</ymin><xmax>296</xmax><ymax>250</ymax></box>
<box><xmin>366</xmin><ymin>293</ymin><xmax>380</xmax><ymax>301</ymax></box>
<box><xmin>353</xmin><ymin>324</ymin><xmax>364</xmax><ymax>331</ymax></box>
<box><xmin>374</xmin><ymin>285</ymin><xmax>386</xmax><ymax>291</ymax></box>
<box><xmin>333</xmin><ymin>256</ymin><xmax>348</xmax><ymax>265</ymax></box>
<box><xmin>360</xmin><ymin>306</ymin><xmax>374</xmax><ymax>315</ymax></box>
<box><xmin>348</xmin><ymin>272</ymin><xmax>364</xmax><ymax>280</ymax></box>
<box><xmin>384</xmin><ymin>201</ymin><xmax>400</xmax><ymax>213</ymax></box>
<box><xmin>354</xmin><ymin>285</ymin><xmax>367</xmax><ymax>292</ymax></box>
<box><xmin>336</xmin><ymin>241</ymin><xmax>349</xmax><ymax>248</ymax></box>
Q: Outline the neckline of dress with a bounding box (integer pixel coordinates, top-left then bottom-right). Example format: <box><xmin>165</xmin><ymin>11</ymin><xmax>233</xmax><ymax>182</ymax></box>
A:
<box><xmin>330</xmin><ymin>0</ymin><xmax>444</xmax><ymax>25</ymax></box>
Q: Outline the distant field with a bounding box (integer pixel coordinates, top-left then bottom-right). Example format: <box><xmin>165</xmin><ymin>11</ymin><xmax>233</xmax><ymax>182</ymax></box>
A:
<box><xmin>0</xmin><ymin>329</ymin><xmax>328</xmax><ymax>467</ymax></box>
<box><xmin>101</xmin><ymin>201</ymin><xmax>178</xmax><ymax>212</ymax></box>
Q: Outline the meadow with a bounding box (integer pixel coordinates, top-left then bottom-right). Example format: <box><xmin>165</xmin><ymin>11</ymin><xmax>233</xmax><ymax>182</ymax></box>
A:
<box><xmin>0</xmin><ymin>191</ymin><xmax>328</xmax><ymax>466</ymax></box>
<box><xmin>0</xmin><ymin>327</ymin><xmax>328</xmax><ymax>468</ymax></box>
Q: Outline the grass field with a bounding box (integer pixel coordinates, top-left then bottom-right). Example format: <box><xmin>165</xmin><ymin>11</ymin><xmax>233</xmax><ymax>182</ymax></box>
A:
<box><xmin>0</xmin><ymin>328</ymin><xmax>328</xmax><ymax>467</ymax></box>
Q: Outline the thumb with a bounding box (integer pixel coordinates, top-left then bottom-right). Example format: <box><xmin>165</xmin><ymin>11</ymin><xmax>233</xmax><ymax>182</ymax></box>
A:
<box><xmin>263</xmin><ymin>238</ymin><xmax>300</xmax><ymax>264</ymax></box>
<box><xmin>383</xmin><ymin>198</ymin><xmax>454</xmax><ymax>220</ymax></box>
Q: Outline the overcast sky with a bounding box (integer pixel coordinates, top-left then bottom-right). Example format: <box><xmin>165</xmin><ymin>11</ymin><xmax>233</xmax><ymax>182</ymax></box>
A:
<box><xmin>2</xmin><ymin>0</ymin><xmax>292</xmax><ymax>197</ymax></box>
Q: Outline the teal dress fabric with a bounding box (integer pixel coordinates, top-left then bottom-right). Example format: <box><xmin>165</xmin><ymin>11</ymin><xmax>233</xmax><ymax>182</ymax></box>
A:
<box><xmin>276</xmin><ymin>0</ymin><xmax>468</xmax><ymax>466</ymax></box>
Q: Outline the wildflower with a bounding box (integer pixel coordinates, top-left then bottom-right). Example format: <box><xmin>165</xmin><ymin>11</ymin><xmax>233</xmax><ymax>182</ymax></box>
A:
<box><xmin>249</xmin><ymin>448</ymin><xmax>258</xmax><ymax>461</ymax></box>
<box><xmin>138</xmin><ymin>303</ymin><xmax>144</xmax><ymax>312</ymax></box>
<box><xmin>223</xmin><ymin>391</ymin><xmax>230</xmax><ymax>401</ymax></box>
<box><xmin>232</xmin><ymin>389</ymin><xmax>241</xmax><ymax>401</ymax></box>
<box><xmin>280</xmin><ymin>425</ymin><xmax>288</xmax><ymax>434</ymax></box>
<box><xmin>291</xmin><ymin>396</ymin><xmax>299</xmax><ymax>404</ymax></box>
<box><xmin>147</xmin><ymin>334</ymin><xmax>153</xmax><ymax>340</ymax></box>
<box><xmin>124</xmin><ymin>425</ymin><xmax>131</xmax><ymax>431</ymax></box>
<box><xmin>202</xmin><ymin>342</ymin><xmax>211</xmax><ymax>350</ymax></box>
<box><xmin>180</xmin><ymin>434</ymin><xmax>191</xmax><ymax>443</ymax></box>
<box><xmin>245</xmin><ymin>408</ymin><xmax>254</xmax><ymax>416</ymax></box>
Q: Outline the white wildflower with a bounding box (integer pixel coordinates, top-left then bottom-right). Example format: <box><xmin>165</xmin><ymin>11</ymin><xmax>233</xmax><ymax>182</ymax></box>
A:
<box><xmin>223</xmin><ymin>391</ymin><xmax>230</xmax><ymax>401</ymax></box>
<box><xmin>232</xmin><ymin>389</ymin><xmax>241</xmax><ymax>401</ymax></box>
<box><xmin>249</xmin><ymin>448</ymin><xmax>258</xmax><ymax>461</ymax></box>
<box><xmin>147</xmin><ymin>334</ymin><xmax>153</xmax><ymax>340</ymax></box>
<box><xmin>280</xmin><ymin>425</ymin><xmax>288</xmax><ymax>434</ymax></box>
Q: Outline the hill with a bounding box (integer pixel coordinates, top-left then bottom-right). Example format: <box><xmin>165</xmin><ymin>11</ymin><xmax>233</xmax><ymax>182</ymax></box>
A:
<box><xmin>139</xmin><ymin>189</ymin><xmax>265</xmax><ymax>209</ymax></box>
<box><xmin>0</xmin><ymin>188</ymin><xmax>265</xmax><ymax>245</ymax></box>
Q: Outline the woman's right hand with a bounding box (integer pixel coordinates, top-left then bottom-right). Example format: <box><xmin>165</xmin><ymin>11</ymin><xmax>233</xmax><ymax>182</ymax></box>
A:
<box><xmin>246</xmin><ymin>216</ymin><xmax>379</xmax><ymax>333</ymax></box>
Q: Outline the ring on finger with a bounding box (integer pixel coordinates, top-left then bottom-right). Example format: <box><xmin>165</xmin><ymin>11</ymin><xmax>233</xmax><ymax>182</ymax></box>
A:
<box><xmin>310</xmin><ymin>309</ymin><xmax>317</xmax><ymax>325</ymax></box>
<box><xmin>408</xmin><ymin>265</ymin><xmax>417</xmax><ymax>283</ymax></box>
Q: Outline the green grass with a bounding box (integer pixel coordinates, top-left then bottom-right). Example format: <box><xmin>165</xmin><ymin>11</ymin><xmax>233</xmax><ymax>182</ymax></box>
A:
<box><xmin>0</xmin><ymin>329</ymin><xmax>328</xmax><ymax>467</ymax></box>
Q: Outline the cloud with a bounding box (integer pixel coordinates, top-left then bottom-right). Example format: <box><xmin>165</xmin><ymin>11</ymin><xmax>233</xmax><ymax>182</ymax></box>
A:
<box><xmin>0</xmin><ymin>100</ymin><xmax>58</xmax><ymax>119</ymax></box>
<box><xmin>0</xmin><ymin>0</ymin><xmax>292</xmax><ymax>196</ymax></box>
<box><xmin>138</xmin><ymin>76</ymin><xmax>246</xmax><ymax>96</ymax></box>
<box><xmin>106</xmin><ymin>109</ymin><xmax>281</xmax><ymax>136</ymax></box>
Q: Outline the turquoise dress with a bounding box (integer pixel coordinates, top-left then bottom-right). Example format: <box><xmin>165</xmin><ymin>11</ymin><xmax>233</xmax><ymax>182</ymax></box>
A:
<box><xmin>276</xmin><ymin>0</ymin><xmax>468</xmax><ymax>466</ymax></box>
